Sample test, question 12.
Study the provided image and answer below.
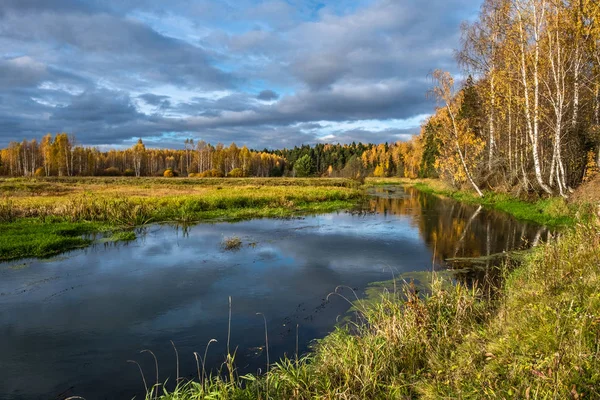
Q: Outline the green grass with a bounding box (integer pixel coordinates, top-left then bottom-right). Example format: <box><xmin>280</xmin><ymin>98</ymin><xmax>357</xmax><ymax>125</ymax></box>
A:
<box><xmin>107</xmin><ymin>230</ymin><xmax>137</xmax><ymax>242</ymax></box>
<box><xmin>0</xmin><ymin>220</ymin><xmax>103</xmax><ymax>261</ymax></box>
<box><xmin>140</xmin><ymin>224</ymin><xmax>600</xmax><ymax>399</ymax></box>
<box><xmin>0</xmin><ymin>177</ymin><xmax>363</xmax><ymax>261</ymax></box>
<box><xmin>412</xmin><ymin>182</ymin><xmax>579</xmax><ymax>227</ymax></box>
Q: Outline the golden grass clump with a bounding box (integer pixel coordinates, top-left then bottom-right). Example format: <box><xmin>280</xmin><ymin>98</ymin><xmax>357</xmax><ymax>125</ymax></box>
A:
<box><xmin>221</xmin><ymin>236</ymin><xmax>242</xmax><ymax>251</ymax></box>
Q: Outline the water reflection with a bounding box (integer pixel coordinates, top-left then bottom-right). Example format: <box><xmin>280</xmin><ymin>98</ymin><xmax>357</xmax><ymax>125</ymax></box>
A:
<box><xmin>367</xmin><ymin>186</ymin><xmax>549</xmax><ymax>260</ymax></box>
<box><xmin>0</xmin><ymin>186</ymin><xmax>544</xmax><ymax>399</ymax></box>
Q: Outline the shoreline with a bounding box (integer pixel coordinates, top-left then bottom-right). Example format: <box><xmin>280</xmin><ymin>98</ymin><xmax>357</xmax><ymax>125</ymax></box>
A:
<box><xmin>366</xmin><ymin>177</ymin><xmax>591</xmax><ymax>228</ymax></box>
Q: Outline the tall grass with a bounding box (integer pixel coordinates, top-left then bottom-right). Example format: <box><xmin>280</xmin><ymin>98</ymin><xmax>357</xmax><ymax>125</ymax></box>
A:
<box><xmin>421</xmin><ymin>224</ymin><xmax>600</xmax><ymax>398</ymax></box>
<box><xmin>0</xmin><ymin>197</ymin><xmax>16</xmax><ymax>222</ymax></box>
<box><xmin>1</xmin><ymin>180</ymin><xmax>361</xmax><ymax>225</ymax></box>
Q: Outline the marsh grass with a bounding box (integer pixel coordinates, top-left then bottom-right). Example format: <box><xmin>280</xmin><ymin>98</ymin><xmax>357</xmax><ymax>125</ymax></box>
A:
<box><xmin>0</xmin><ymin>197</ymin><xmax>16</xmax><ymax>222</ymax></box>
<box><xmin>420</xmin><ymin>224</ymin><xmax>600</xmax><ymax>399</ymax></box>
<box><xmin>0</xmin><ymin>179</ymin><xmax>361</xmax><ymax>224</ymax></box>
<box><xmin>0</xmin><ymin>177</ymin><xmax>363</xmax><ymax>261</ymax></box>
<box><xmin>134</xmin><ymin>277</ymin><xmax>487</xmax><ymax>400</ymax></box>
<box><xmin>108</xmin><ymin>230</ymin><xmax>137</xmax><ymax>242</ymax></box>
<box><xmin>132</xmin><ymin>224</ymin><xmax>600</xmax><ymax>400</ymax></box>
<box><xmin>222</xmin><ymin>236</ymin><xmax>243</xmax><ymax>251</ymax></box>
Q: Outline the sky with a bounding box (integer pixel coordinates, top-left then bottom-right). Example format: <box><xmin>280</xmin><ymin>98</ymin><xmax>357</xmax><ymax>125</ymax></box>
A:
<box><xmin>0</xmin><ymin>0</ymin><xmax>482</xmax><ymax>149</ymax></box>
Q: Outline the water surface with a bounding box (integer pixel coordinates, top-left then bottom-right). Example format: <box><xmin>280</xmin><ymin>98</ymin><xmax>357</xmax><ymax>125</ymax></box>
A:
<box><xmin>0</xmin><ymin>187</ymin><xmax>547</xmax><ymax>399</ymax></box>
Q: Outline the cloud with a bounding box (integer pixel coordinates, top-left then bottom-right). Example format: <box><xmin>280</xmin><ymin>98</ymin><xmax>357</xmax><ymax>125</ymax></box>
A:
<box><xmin>0</xmin><ymin>56</ymin><xmax>48</xmax><ymax>88</ymax></box>
<box><xmin>0</xmin><ymin>0</ymin><xmax>482</xmax><ymax>148</ymax></box>
<box><xmin>52</xmin><ymin>90</ymin><xmax>140</xmax><ymax>124</ymax></box>
<box><xmin>0</xmin><ymin>4</ymin><xmax>233</xmax><ymax>90</ymax></box>
<box><xmin>257</xmin><ymin>90</ymin><xmax>279</xmax><ymax>101</ymax></box>
<box><xmin>139</xmin><ymin>93</ymin><xmax>171</xmax><ymax>107</ymax></box>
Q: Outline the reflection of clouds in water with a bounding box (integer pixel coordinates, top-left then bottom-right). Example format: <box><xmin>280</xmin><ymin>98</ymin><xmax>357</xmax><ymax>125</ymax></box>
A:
<box><xmin>255</xmin><ymin>247</ymin><xmax>280</xmax><ymax>261</ymax></box>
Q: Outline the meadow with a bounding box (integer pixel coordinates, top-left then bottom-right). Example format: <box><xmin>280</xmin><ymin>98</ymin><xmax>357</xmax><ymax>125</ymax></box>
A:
<box><xmin>0</xmin><ymin>177</ymin><xmax>363</xmax><ymax>261</ymax></box>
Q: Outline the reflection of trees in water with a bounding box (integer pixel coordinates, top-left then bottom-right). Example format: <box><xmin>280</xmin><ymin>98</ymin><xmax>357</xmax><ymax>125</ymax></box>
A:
<box><xmin>368</xmin><ymin>187</ymin><xmax>550</xmax><ymax>275</ymax></box>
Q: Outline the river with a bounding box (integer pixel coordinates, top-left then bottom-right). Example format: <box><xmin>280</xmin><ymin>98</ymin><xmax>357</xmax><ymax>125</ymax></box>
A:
<box><xmin>0</xmin><ymin>186</ymin><xmax>548</xmax><ymax>399</ymax></box>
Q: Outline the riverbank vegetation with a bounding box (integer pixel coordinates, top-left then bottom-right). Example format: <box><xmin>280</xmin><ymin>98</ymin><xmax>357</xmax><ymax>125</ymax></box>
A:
<box><xmin>129</xmin><ymin>0</ymin><xmax>600</xmax><ymax>397</ymax></box>
<box><xmin>0</xmin><ymin>177</ymin><xmax>361</xmax><ymax>261</ymax></box>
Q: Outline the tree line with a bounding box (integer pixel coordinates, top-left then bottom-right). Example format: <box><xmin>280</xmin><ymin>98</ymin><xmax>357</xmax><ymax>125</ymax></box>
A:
<box><xmin>0</xmin><ymin>134</ymin><xmax>286</xmax><ymax>178</ymax></box>
<box><xmin>0</xmin><ymin>135</ymin><xmax>426</xmax><ymax>179</ymax></box>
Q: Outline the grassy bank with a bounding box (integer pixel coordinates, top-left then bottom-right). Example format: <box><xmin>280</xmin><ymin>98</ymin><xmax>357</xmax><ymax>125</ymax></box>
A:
<box><xmin>367</xmin><ymin>177</ymin><xmax>594</xmax><ymax>228</ymax></box>
<box><xmin>143</xmin><ymin>223</ymin><xmax>599</xmax><ymax>400</ymax></box>
<box><xmin>0</xmin><ymin>177</ymin><xmax>362</xmax><ymax>261</ymax></box>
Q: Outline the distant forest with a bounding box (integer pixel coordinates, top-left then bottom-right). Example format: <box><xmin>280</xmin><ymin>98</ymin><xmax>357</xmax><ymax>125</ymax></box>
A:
<box><xmin>0</xmin><ymin>134</ymin><xmax>419</xmax><ymax>179</ymax></box>
<box><xmin>3</xmin><ymin>0</ymin><xmax>600</xmax><ymax>195</ymax></box>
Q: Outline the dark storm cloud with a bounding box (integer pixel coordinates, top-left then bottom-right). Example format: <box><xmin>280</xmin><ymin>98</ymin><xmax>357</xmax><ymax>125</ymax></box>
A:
<box><xmin>0</xmin><ymin>13</ymin><xmax>232</xmax><ymax>90</ymax></box>
<box><xmin>52</xmin><ymin>90</ymin><xmax>139</xmax><ymax>124</ymax></box>
<box><xmin>257</xmin><ymin>90</ymin><xmax>279</xmax><ymax>101</ymax></box>
<box><xmin>0</xmin><ymin>0</ymin><xmax>482</xmax><ymax>148</ymax></box>
<box><xmin>0</xmin><ymin>88</ymin><xmax>160</xmax><ymax>145</ymax></box>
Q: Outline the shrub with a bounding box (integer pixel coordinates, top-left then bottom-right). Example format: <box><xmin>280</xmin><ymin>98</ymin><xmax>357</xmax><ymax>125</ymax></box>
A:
<box><xmin>103</xmin><ymin>167</ymin><xmax>121</xmax><ymax>176</ymax></box>
<box><xmin>123</xmin><ymin>168</ymin><xmax>135</xmax><ymax>177</ymax></box>
<box><xmin>227</xmin><ymin>168</ymin><xmax>244</xmax><ymax>177</ymax></box>
<box><xmin>0</xmin><ymin>198</ymin><xmax>16</xmax><ymax>222</ymax></box>
<box><xmin>34</xmin><ymin>167</ymin><xmax>45</xmax><ymax>177</ymax></box>
<box><xmin>163</xmin><ymin>169</ymin><xmax>176</xmax><ymax>177</ymax></box>
<box><xmin>200</xmin><ymin>169</ymin><xmax>224</xmax><ymax>177</ymax></box>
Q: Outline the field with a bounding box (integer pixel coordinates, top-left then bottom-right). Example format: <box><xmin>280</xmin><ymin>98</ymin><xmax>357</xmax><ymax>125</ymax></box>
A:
<box><xmin>0</xmin><ymin>177</ymin><xmax>363</xmax><ymax>261</ymax></box>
